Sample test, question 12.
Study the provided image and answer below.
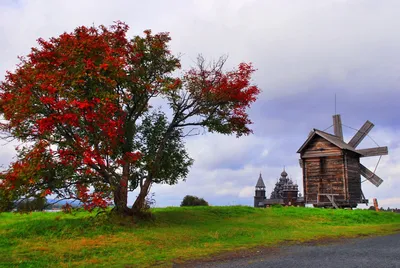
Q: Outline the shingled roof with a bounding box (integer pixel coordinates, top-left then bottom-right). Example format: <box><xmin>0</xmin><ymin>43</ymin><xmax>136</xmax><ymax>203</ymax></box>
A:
<box><xmin>255</xmin><ymin>173</ymin><xmax>265</xmax><ymax>188</ymax></box>
<box><xmin>297</xmin><ymin>129</ymin><xmax>360</xmax><ymax>154</ymax></box>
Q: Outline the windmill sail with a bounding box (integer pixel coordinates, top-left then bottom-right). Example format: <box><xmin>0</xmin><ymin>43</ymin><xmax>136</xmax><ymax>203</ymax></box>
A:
<box><xmin>356</xmin><ymin>147</ymin><xmax>388</xmax><ymax>157</ymax></box>
<box><xmin>360</xmin><ymin>163</ymin><xmax>383</xmax><ymax>187</ymax></box>
<box><xmin>333</xmin><ymin>114</ymin><xmax>343</xmax><ymax>140</ymax></box>
<box><xmin>348</xmin><ymin>121</ymin><xmax>374</xmax><ymax>148</ymax></box>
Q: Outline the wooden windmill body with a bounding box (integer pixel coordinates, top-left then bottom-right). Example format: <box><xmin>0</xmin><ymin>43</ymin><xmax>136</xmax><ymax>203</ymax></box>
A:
<box><xmin>297</xmin><ymin>114</ymin><xmax>388</xmax><ymax>208</ymax></box>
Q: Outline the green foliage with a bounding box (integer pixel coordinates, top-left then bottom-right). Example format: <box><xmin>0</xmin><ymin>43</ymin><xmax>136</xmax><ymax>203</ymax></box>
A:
<box><xmin>131</xmin><ymin>110</ymin><xmax>194</xmax><ymax>189</ymax></box>
<box><xmin>180</xmin><ymin>195</ymin><xmax>209</xmax><ymax>206</ymax></box>
<box><xmin>0</xmin><ymin>206</ymin><xmax>399</xmax><ymax>267</ymax></box>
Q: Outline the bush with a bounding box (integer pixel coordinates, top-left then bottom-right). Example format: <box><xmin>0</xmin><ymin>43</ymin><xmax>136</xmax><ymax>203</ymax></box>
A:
<box><xmin>180</xmin><ymin>195</ymin><xmax>209</xmax><ymax>207</ymax></box>
<box><xmin>61</xmin><ymin>203</ymin><xmax>73</xmax><ymax>214</ymax></box>
<box><xmin>144</xmin><ymin>192</ymin><xmax>156</xmax><ymax>210</ymax></box>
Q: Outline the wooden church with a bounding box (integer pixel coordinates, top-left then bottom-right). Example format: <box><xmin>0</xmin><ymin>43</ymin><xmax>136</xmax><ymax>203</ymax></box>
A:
<box><xmin>297</xmin><ymin>114</ymin><xmax>388</xmax><ymax>208</ymax></box>
<box><xmin>254</xmin><ymin>171</ymin><xmax>304</xmax><ymax>207</ymax></box>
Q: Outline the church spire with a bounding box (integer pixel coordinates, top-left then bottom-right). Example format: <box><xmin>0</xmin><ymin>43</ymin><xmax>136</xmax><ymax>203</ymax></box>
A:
<box><xmin>255</xmin><ymin>173</ymin><xmax>265</xmax><ymax>188</ymax></box>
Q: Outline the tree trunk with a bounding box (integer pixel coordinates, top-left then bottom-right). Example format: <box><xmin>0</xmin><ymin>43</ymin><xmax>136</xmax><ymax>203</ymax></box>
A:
<box><xmin>131</xmin><ymin>126</ymin><xmax>174</xmax><ymax>215</ymax></box>
<box><xmin>113</xmin><ymin>164</ymin><xmax>132</xmax><ymax>216</ymax></box>
<box><xmin>132</xmin><ymin>178</ymin><xmax>152</xmax><ymax>214</ymax></box>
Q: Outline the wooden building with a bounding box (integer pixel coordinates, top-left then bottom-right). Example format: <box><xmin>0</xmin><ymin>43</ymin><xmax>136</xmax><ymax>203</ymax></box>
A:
<box><xmin>297</xmin><ymin>114</ymin><xmax>388</xmax><ymax>208</ymax></box>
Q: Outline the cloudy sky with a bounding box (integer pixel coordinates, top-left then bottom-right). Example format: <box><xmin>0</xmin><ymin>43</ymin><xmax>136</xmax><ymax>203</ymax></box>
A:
<box><xmin>1</xmin><ymin>0</ymin><xmax>399</xmax><ymax>208</ymax></box>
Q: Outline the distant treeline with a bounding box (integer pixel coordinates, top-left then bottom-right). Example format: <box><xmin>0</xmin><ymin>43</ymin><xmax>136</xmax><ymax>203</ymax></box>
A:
<box><xmin>1</xmin><ymin>197</ymin><xmax>83</xmax><ymax>212</ymax></box>
<box><xmin>9</xmin><ymin>197</ymin><xmax>47</xmax><ymax>212</ymax></box>
<box><xmin>368</xmin><ymin>206</ymin><xmax>400</xmax><ymax>213</ymax></box>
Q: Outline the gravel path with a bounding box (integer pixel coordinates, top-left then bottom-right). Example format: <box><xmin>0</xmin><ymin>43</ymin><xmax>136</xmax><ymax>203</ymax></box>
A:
<box><xmin>181</xmin><ymin>233</ymin><xmax>400</xmax><ymax>268</ymax></box>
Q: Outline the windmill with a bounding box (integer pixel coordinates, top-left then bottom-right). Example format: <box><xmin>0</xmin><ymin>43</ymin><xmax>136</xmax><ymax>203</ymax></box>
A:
<box><xmin>297</xmin><ymin>114</ymin><xmax>388</xmax><ymax>208</ymax></box>
<box><xmin>332</xmin><ymin>114</ymin><xmax>388</xmax><ymax>187</ymax></box>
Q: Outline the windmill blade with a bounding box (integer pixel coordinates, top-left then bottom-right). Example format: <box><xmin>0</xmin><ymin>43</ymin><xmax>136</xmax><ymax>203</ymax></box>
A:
<box><xmin>332</xmin><ymin>114</ymin><xmax>343</xmax><ymax>140</ymax></box>
<box><xmin>348</xmin><ymin>120</ymin><xmax>374</xmax><ymax>148</ymax></box>
<box><xmin>356</xmin><ymin>147</ymin><xmax>388</xmax><ymax>157</ymax></box>
<box><xmin>359</xmin><ymin>163</ymin><xmax>383</xmax><ymax>187</ymax></box>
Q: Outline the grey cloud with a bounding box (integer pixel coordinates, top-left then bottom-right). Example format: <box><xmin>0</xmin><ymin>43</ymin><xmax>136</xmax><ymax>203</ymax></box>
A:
<box><xmin>1</xmin><ymin>0</ymin><xmax>400</xmax><ymax>208</ymax></box>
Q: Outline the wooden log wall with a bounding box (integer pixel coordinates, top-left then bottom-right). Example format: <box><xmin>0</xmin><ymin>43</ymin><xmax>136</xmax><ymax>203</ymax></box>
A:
<box><xmin>346</xmin><ymin>152</ymin><xmax>362</xmax><ymax>202</ymax></box>
<box><xmin>304</xmin><ymin>155</ymin><xmax>345</xmax><ymax>203</ymax></box>
<box><xmin>301</xmin><ymin>136</ymin><xmax>346</xmax><ymax>204</ymax></box>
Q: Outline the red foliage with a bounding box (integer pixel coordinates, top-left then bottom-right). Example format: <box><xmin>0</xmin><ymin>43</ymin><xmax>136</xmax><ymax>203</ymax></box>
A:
<box><xmin>0</xmin><ymin>22</ymin><xmax>156</xmax><ymax>211</ymax></box>
<box><xmin>184</xmin><ymin>61</ymin><xmax>260</xmax><ymax>136</ymax></box>
<box><xmin>76</xmin><ymin>184</ymin><xmax>111</xmax><ymax>211</ymax></box>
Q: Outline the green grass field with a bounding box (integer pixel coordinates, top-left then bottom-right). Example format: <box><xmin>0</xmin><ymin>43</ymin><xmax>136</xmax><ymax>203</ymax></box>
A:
<box><xmin>1</xmin><ymin>206</ymin><xmax>400</xmax><ymax>267</ymax></box>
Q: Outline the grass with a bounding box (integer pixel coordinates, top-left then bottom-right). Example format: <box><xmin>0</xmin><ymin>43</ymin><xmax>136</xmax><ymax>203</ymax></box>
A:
<box><xmin>1</xmin><ymin>206</ymin><xmax>400</xmax><ymax>267</ymax></box>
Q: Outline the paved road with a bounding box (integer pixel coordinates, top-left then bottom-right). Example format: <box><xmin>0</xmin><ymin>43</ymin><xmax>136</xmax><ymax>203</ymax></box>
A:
<box><xmin>188</xmin><ymin>233</ymin><xmax>400</xmax><ymax>268</ymax></box>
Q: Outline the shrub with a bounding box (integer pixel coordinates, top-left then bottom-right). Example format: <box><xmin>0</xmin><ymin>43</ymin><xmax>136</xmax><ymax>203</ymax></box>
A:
<box><xmin>144</xmin><ymin>192</ymin><xmax>156</xmax><ymax>210</ymax></box>
<box><xmin>61</xmin><ymin>203</ymin><xmax>73</xmax><ymax>214</ymax></box>
<box><xmin>180</xmin><ymin>195</ymin><xmax>209</xmax><ymax>207</ymax></box>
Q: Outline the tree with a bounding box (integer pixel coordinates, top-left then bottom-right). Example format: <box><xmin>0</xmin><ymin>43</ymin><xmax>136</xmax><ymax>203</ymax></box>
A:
<box><xmin>0</xmin><ymin>22</ymin><xmax>260</xmax><ymax>216</ymax></box>
<box><xmin>181</xmin><ymin>195</ymin><xmax>209</xmax><ymax>206</ymax></box>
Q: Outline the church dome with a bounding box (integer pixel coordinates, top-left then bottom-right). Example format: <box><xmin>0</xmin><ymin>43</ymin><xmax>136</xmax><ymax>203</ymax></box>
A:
<box><xmin>281</xmin><ymin>170</ymin><xmax>288</xmax><ymax>177</ymax></box>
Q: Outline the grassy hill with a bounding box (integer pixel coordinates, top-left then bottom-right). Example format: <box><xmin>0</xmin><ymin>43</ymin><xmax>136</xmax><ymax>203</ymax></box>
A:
<box><xmin>1</xmin><ymin>206</ymin><xmax>400</xmax><ymax>267</ymax></box>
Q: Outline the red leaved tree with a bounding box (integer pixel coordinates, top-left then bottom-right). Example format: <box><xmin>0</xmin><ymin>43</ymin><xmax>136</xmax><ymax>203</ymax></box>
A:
<box><xmin>0</xmin><ymin>22</ymin><xmax>260</xmax><ymax>216</ymax></box>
